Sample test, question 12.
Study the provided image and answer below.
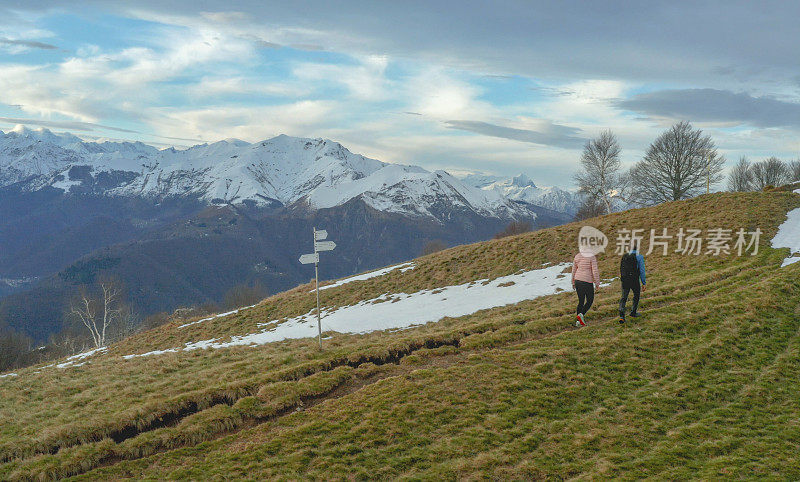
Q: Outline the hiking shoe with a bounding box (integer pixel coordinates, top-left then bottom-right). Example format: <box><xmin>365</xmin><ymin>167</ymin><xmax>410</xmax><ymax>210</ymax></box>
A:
<box><xmin>576</xmin><ymin>313</ymin><xmax>586</xmax><ymax>327</ymax></box>
<box><xmin>619</xmin><ymin>315</ymin><xmax>626</xmax><ymax>324</ymax></box>
<box><xmin>630</xmin><ymin>312</ymin><xmax>640</xmax><ymax>318</ymax></box>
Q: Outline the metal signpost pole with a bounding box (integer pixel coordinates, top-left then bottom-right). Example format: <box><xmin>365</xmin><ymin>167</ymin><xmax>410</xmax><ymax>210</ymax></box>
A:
<box><xmin>314</xmin><ymin>228</ymin><xmax>321</xmax><ymax>349</ymax></box>
<box><xmin>299</xmin><ymin>228</ymin><xmax>335</xmax><ymax>349</ymax></box>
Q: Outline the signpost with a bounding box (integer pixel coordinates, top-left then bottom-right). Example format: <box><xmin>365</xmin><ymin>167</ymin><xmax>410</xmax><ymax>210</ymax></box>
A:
<box><xmin>299</xmin><ymin>253</ymin><xmax>319</xmax><ymax>264</ymax></box>
<box><xmin>315</xmin><ymin>241</ymin><xmax>336</xmax><ymax>251</ymax></box>
<box><xmin>298</xmin><ymin>227</ymin><xmax>336</xmax><ymax>348</ymax></box>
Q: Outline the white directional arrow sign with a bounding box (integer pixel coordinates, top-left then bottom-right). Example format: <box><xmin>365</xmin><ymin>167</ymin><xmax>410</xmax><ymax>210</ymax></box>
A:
<box><xmin>314</xmin><ymin>241</ymin><xmax>336</xmax><ymax>252</ymax></box>
<box><xmin>299</xmin><ymin>253</ymin><xmax>319</xmax><ymax>264</ymax></box>
<box><xmin>303</xmin><ymin>227</ymin><xmax>338</xmax><ymax>349</ymax></box>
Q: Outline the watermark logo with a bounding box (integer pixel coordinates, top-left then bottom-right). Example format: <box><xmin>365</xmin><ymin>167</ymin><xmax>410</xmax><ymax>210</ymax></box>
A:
<box><xmin>613</xmin><ymin>228</ymin><xmax>761</xmax><ymax>256</ymax></box>
<box><xmin>578</xmin><ymin>226</ymin><xmax>608</xmax><ymax>256</ymax></box>
<box><xmin>578</xmin><ymin>226</ymin><xmax>761</xmax><ymax>256</ymax></box>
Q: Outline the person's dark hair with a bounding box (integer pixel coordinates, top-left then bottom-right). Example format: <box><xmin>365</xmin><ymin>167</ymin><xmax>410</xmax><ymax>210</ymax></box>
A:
<box><xmin>632</xmin><ymin>241</ymin><xmax>638</xmax><ymax>251</ymax></box>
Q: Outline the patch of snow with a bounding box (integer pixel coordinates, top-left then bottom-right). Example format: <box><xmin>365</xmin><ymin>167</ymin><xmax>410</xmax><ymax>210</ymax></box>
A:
<box><xmin>782</xmin><ymin>257</ymin><xmax>800</xmax><ymax>267</ymax></box>
<box><xmin>314</xmin><ymin>262</ymin><xmax>415</xmax><ymax>292</ymax></box>
<box><xmin>177</xmin><ymin>304</ymin><xmax>258</xmax><ymax>328</ymax></box>
<box><xmin>56</xmin><ymin>346</ymin><xmax>107</xmax><ymax>369</ymax></box>
<box><xmin>0</xmin><ymin>373</ymin><xmax>18</xmax><ymax>378</ymax></box>
<box><xmin>50</xmin><ymin>173</ymin><xmax>84</xmax><ymax>192</ymax></box>
<box><xmin>0</xmin><ymin>276</ymin><xmax>38</xmax><ymax>289</ymax></box>
<box><xmin>123</xmin><ymin>348</ymin><xmax>180</xmax><ymax>359</ymax></box>
<box><xmin>794</xmin><ymin>188</ymin><xmax>800</xmax><ymax>194</ymax></box>
<box><xmin>125</xmin><ymin>262</ymin><xmax>577</xmax><ymax>357</ymax></box>
<box><xmin>771</xmin><ymin>208</ymin><xmax>800</xmax><ymax>268</ymax></box>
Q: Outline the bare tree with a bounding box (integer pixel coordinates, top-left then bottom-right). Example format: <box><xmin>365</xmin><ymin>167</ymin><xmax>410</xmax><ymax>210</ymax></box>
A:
<box><xmin>789</xmin><ymin>159</ymin><xmax>800</xmax><ymax>183</ymax></box>
<box><xmin>107</xmin><ymin>307</ymin><xmax>140</xmax><ymax>343</ymax></box>
<box><xmin>727</xmin><ymin>156</ymin><xmax>753</xmax><ymax>192</ymax></box>
<box><xmin>0</xmin><ymin>328</ymin><xmax>33</xmax><ymax>372</ymax></box>
<box><xmin>68</xmin><ymin>279</ymin><xmax>126</xmax><ymax>348</ymax></box>
<box><xmin>628</xmin><ymin>121</ymin><xmax>724</xmax><ymax>205</ymax></box>
<box><xmin>573</xmin><ymin>195</ymin><xmax>607</xmax><ymax>221</ymax></box>
<box><xmin>750</xmin><ymin>157</ymin><xmax>791</xmax><ymax>190</ymax></box>
<box><xmin>575</xmin><ymin>130</ymin><xmax>622</xmax><ymax>214</ymax></box>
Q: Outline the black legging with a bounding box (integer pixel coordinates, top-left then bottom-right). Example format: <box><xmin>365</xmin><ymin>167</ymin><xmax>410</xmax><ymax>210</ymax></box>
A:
<box><xmin>575</xmin><ymin>280</ymin><xmax>595</xmax><ymax>315</ymax></box>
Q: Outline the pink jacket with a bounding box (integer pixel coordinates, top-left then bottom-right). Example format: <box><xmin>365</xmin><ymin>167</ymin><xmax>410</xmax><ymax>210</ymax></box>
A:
<box><xmin>572</xmin><ymin>253</ymin><xmax>600</xmax><ymax>286</ymax></box>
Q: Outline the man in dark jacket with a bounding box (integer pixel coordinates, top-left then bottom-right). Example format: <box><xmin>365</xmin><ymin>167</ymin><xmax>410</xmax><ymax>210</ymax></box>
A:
<box><xmin>619</xmin><ymin>241</ymin><xmax>646</xmax><ymax>324</ymax></box>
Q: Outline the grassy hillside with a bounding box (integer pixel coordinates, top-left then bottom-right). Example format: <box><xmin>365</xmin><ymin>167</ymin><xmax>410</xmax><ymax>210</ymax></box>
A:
<box><xmin>1</xmin><ymin>191</ymin><xmax>799</xmax><ymax>480</ymax></box>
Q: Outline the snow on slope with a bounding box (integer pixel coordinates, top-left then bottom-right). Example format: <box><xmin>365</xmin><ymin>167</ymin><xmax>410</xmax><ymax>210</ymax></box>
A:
<box><xmin>772</xmin><ymin>207</ymin><xmax>800</xmax><ymax>267</ymax></box>
<box><xmin>119</xmin><ymin>263</ymin><xmax>613</xmax><ymax>358</ymax></box>
<box><xmin>53</xmin><ymin>347</ymin><xmax>107</xmax><ymax>369</ymax></box>
<box><xmin>177</xmin><ymin>303</ymin><xmax>260</xmax><ymax>329</ymax></box>
<box><xmin>315</xmin><ymin>262</ymin><xmax>415</xmax><ymax>292</ymax></box>
<box><xmin>0</xmin><ymin>127</ymin><xmax>534</xmax><ymax>220</ymax></box>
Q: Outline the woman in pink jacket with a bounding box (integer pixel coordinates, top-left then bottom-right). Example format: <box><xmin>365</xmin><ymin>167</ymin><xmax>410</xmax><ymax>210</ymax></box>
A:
<box><xmin>571</xmin><ymin>250</ymin><xmax>600</xmax><ymax>327</ymax></box>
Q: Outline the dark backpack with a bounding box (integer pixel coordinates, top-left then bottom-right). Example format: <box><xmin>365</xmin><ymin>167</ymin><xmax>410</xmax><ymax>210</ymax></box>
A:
<box><xmin>621</xmin><ymin>253</ymin><xmax>639</xmax><ymax>283</ymax></box>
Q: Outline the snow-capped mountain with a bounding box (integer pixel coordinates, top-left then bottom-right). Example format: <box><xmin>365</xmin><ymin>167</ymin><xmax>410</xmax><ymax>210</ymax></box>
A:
<box><xmin>0</xmin><ymin>127</ymin><xmax>533</xmax><ymax>222</ymax></box>
<box><xmin>459</xmin><ymin>172</ymin><xmax>580</xmax><ymax>216</ymax></box>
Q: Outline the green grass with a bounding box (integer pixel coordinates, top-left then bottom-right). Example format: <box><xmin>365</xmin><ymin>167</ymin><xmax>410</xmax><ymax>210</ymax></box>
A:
<box><xmin>1</xmin><ymin>191</ymin><xmax>799</xmax><ymax>480</ymax></box>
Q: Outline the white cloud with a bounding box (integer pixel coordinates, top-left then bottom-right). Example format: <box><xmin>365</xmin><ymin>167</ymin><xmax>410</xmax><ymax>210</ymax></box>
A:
<box><xmin>291</xmin><ymin>55</ymin><xmax>389</xmax><ymax>101</ymax></box>
<box><xmin>145</xmin><ymin>100</ymin><xmax>340</xmax><ymax>141</ymax></box>
<box><xmin>188</xmin><ymin>76</ymin><xmax>305</xmax><ymax>98</ymax></box>
<box><xmin>0</xmin><ymin>64</ymin><xmax>110</xmax><ymax>122</ymax></box>
<box><xmin>407</xmin><ymin>69</ymin><xmax>490</xmax><ymax>119</ymax></box>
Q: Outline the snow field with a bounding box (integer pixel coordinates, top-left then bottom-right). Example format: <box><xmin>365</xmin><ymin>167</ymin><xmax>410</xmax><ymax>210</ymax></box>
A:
<box><xmin>771</xmin><ymin>207</ymin><xmax>800</xmax><ymax>267</ymax></box>
<box><xmin>313</xmin><ymin>262</ymin><xmax>415</xmax><ymax>292</ymax></box>
<box><xmin>124</xmin><ymin>262</ymin><xmax>588</xmax><ymax>357</ymax></box>
<box><xmin>178</xmin><ymin>303</ymin><xmax>259</xmax><ymax>329</ymax></box>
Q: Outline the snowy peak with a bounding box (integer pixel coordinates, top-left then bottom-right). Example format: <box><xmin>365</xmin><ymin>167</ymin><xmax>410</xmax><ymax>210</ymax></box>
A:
<box><xmin>4</xmin><ymin>125</ymin><xmax>83</xmax><ymax>147</ymax></box>
<box><xmin>457</xmin><ymin>172</ymin><xmax>580</xmax><ymax>216</ymax></box>
<box><xmin>0</xmin><ymin>128</ymin><xmax>535</xmax><ymax>221</ymax></box>
<box><xmin>305</xmin><ymin>165</ymin><xmax>525</xmax><ymax>219</ymax></box>
<box><xmin>510</xmin><ymin>173</ymin><xmax>536</xmax><ymax>188</ymax></box>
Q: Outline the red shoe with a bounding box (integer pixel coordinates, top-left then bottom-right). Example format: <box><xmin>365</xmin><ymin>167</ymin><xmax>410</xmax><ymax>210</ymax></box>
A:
<box><xmin>576</xmin><ymin>313</ymin><xmax>586</xmax><ymax>327</ymax></box>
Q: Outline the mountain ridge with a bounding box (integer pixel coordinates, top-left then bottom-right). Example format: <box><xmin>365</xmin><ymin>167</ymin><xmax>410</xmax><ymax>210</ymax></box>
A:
<box><xmin>0</xmin><ymin>127</ymin><xmax>536</xmax><ymax>222</ymax></box>
<box><xmin>458</xmin><ymin>171</ymin><xmax>581</xmax><ymax>216</ymax></box>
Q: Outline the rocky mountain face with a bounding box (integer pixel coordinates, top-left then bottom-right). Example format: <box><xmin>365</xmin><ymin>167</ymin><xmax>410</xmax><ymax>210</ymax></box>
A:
<box><xmin>0</xmin><ymin>127</ymin><xmax>555</xmax><ymax>342</ymax></box>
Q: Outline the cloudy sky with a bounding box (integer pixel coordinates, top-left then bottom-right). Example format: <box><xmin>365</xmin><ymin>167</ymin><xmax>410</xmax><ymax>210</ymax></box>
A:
<box><xmin>0</xmin><ymin>1</ymin><xmax>798</xmax><ymax>186</ymax></box>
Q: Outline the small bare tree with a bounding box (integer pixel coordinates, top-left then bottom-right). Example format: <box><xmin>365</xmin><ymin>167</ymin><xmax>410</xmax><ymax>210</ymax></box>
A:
<box><xmin>628</xmin><ymin>121</ymin><xmax>724</xmax><ymax>205</ymax></box>
<box><xmin>751</xmin><ymin>157</ymin><xmax>791</xmax><ymax>190</ymax></box>
<box><xmin>790</xmin><ymin>160</ymin><xmax>800</xmax><ymax>183</ymax></box>
<box><xmin>573</xmin><ymin>195</ymin><xmax>607</xmax><ymax>221</ymax></box>
<box><xmin>727</xmin><ymin>156</ymin><xmax>753</xmax><ymax>192</ymax></box>
<box><xmin>575</xmin><ymin>130</ymin><xmax>622</xmax><ymax>214</ymax></box>
<box><xmin>69</xmin><ymin>279</ymin><xmax>125</xmax><ymax>348</ymax></box>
